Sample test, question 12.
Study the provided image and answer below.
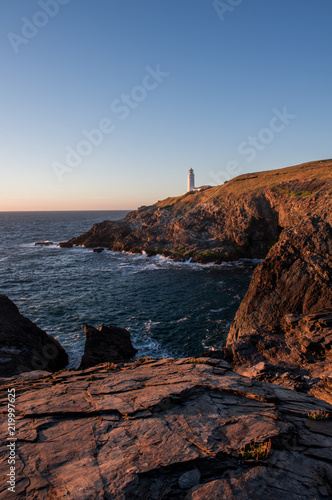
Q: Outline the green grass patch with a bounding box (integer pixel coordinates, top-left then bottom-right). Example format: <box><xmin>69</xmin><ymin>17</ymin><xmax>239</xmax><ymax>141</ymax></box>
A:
<box><xmin>274</xmin><ymin>187</ymin><xmax>313</xmax><ymax>198</ymax></box>
<box><xmin>308</xmin><ymin>409</ymin><xmax>329</xmax><ymax>421</ymax></box>
<box><xmin>105</xmin><ymin>362</ymin><xmax>117</xmax><ymax>371</ymax></box>
<box><xmin>239</xmin><ymin>439</ymin><xmax>272</xmax><ymax>461</ymax></box>
<box><xmin>188</xmin><ymin>357</ymin><xmax>206</xmax><ymax>365</ymax></box>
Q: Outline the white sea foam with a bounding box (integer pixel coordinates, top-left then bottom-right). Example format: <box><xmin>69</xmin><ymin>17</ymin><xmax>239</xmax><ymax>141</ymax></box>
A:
<box><xmin>23</xmin><ymin>242</ymin><xmax>60</xmax><ymax>249</ymax></box>
<box><xmin>130</xmin><ymin>330</ymin><xmax>171</xmax><ymax>359</ymax></box>
<box><xmin>220</xmin><ymin>258</ymin><xmax>263</xmax><ymax>267</ymax></box>
<box><xmin>201</xmin><ymin>338</ymin><xmax>223</xmax><ymax>350</ymax></box>
<box><xmin>33</xmin><ymin>243</ymin><xmax>261</xmax><ymax>270</ymax></box>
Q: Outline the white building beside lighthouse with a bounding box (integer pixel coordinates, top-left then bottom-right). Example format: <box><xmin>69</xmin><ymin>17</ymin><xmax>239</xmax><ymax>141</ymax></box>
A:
<box><xmin>187</xmin><ymin>168</ymin><xmax>195</xmax><ymax>192</ymax></box>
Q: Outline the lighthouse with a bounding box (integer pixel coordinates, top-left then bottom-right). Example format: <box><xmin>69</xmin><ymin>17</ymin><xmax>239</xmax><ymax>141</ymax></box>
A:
<box><xmin>187</xmin><ymin>168</ymin><xmax>195</xmax><ymax>192</ymax></box>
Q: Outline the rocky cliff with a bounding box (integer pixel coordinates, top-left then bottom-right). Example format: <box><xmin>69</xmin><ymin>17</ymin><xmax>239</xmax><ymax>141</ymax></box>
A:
<box><xmin>2</xmin><ymin>155</ymin><xmax>332</xmax><ymax>498</ymax></box>
<box><xmin>0</xmin><ymin>295</ymin><xmax>68</xmax><ymax>376</ymax></box>
<box><xmin>226</xmin><ymin>217</ymin><xmax>332</xmax><ymax>404</ymax></box>
<box><xmin>58</xmin><ymin>158</ymin><xmax>332</xmax><ymax>401</ymax></box>
<box><xmin>1</xmin><ymin>358</ymin><xmax>331</xmax><ymax>499</ymax></box>
<box><xmin>61</xmin><ymin>159</ymin><xmax>332</xmax><ymax>263</ymax></box>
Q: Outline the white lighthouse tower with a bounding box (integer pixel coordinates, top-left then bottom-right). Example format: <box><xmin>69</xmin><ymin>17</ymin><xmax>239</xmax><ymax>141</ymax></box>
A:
<box><xmin>187</xmin><ymin>168</ymin><xmax>195</xmax><ymax>192</ymax></box>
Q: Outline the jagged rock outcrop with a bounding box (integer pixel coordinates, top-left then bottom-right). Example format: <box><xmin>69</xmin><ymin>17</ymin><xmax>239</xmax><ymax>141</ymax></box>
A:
<box><xmin>34</xmin><ymin>241</ymin><xmax>53</xmax><ymax>246</ymax></box>
<box><xmin>0</xmin><ymin>295</ymin><xmax>68</xmax><ymax>376</ymax></box>
<box><xmin>0</xmin><ymin>358</ymin><xmax>331</xmax><ymax>499</ymax></box>
<box><xmin>226</xmin><ymin>218</ymin><xmax>332</xmax><ymax>403</ymax></box>
<box><xmin>92</xmin><ymin>247</ymin><xmax>104</xmax><ymax>253</ymax></box>
<box><xmin>60</xmin><ymin>160</ymin><xmax>332</xmax><ymax>263</ymax></box>
<box><xmin>80</xmin><ymin>324</ymin><xmax>137</xmax><ymax>369</ymax></box>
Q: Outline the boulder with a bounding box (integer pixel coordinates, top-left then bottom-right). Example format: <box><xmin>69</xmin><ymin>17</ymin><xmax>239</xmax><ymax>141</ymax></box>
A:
<box><xmin>80</xmin><ymin>324</ymin><xmax>137</xmax><ymax>369</ymax></box>
<box><xmin>0</xmin><ymin>295</ymin><xmax>68</xmax><ymax>376</ymax></box>
<box><xmin>58</xmin><ymin>241</ymin><xmax>73</xmax><ymax>248</ymax></box>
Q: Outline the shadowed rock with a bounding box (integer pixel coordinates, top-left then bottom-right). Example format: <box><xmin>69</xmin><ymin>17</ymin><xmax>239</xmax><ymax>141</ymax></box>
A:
<box><xmin>0</xmin><ymin>295</ymin><xmax>68</xmax><ymax>376</ymax></box>
<box><xmin>58</xmin><ymin>241</ymin><xmax>73</xmax><ymax>248</ymax></box>
<box><xmin>35</xmin><ymin>241</ymin><xmax>53</xmax><ymax>246</ymax></box>
<box><xmin>80</xmin><ymin>324</ymin><xmax>137</xmax><ymax>369</ymax></box>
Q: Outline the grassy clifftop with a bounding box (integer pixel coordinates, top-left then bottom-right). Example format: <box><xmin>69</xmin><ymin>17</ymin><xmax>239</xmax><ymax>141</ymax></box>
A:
<box><xmin>156</xmin><ymin>158</ymin><xmax>332</xmax><ymax>213</ymax></box>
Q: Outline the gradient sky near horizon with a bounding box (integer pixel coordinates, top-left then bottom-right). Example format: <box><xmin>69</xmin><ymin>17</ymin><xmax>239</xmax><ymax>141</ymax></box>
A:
<box><xmin>1</xmin><ymin>0</ymin><xmax>331</xmax><ymax>211</ymax></box>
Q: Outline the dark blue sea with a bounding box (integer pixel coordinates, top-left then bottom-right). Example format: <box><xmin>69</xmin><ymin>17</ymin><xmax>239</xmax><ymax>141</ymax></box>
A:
<box><xmin>0</xmin><ymin>211</ymin><xmax>258</xmax><ymax>367</ymax></box>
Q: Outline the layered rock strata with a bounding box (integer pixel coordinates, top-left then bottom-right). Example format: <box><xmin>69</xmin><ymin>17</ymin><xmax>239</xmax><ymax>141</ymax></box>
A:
<box><xmin>0</xmin><ymin>358</ymin><xmax>331</xmax><ymax>499</ymax></box>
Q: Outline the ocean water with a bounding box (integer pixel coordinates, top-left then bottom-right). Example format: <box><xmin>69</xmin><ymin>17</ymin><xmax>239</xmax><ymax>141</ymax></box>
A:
<box><xmin>0</xmin><ymin>211</ymin><xmax>257</xmax><ymax>367</ymax></box>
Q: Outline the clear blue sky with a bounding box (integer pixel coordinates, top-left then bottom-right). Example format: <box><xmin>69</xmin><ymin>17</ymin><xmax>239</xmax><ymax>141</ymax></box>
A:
<box><xmin>1</xmin><ymin>0</ymin><xmax>331</xmax><ymax>210</ymax></box>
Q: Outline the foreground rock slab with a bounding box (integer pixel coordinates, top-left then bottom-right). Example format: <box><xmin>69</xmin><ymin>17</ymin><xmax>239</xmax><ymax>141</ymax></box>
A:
<box><xmin>0</xmin><ymin>358</ymin><xmax>331</xmax><ymax>499</ymax></box>
<box><xmin>0</xmin><ymin>295</ymin><xmax>68</xmax><ymax>377</ymax></box>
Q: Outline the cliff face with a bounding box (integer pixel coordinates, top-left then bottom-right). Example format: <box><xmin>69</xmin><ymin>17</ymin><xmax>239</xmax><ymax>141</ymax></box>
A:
<box><xmin>2</xmin><ymin>159</ymin><xmax>332</xmax><ymax>498</ymax></box>
<box><xmin>0</xmin><ymin>295</ymin><xmax>68</xmax><ymax>376</ymax></box>
<box><xmin>226</xmin><ymin>217</ymin><xmax>332</xmax><ymax>403</ymax></box>
<box><xmin>228</xmin><ymin>218</ymin><xmax>332</xmax><ymax>341</ymax></box>
<box><xmin>1</xmin><ymin>358</ymin><xmax>331</xmax><ymax>499</ymax></box>
<box><xmin>62</xmin><ymin>160</ymin><xmax>332</xmax><ymax>263</ymax></box>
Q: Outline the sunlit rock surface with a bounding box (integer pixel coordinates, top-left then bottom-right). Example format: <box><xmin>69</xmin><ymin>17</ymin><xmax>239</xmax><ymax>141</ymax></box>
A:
<box><xmin>0</xmin><ymin>358</ymin><xmax>331</xmax><ymax>499</ymax></box>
